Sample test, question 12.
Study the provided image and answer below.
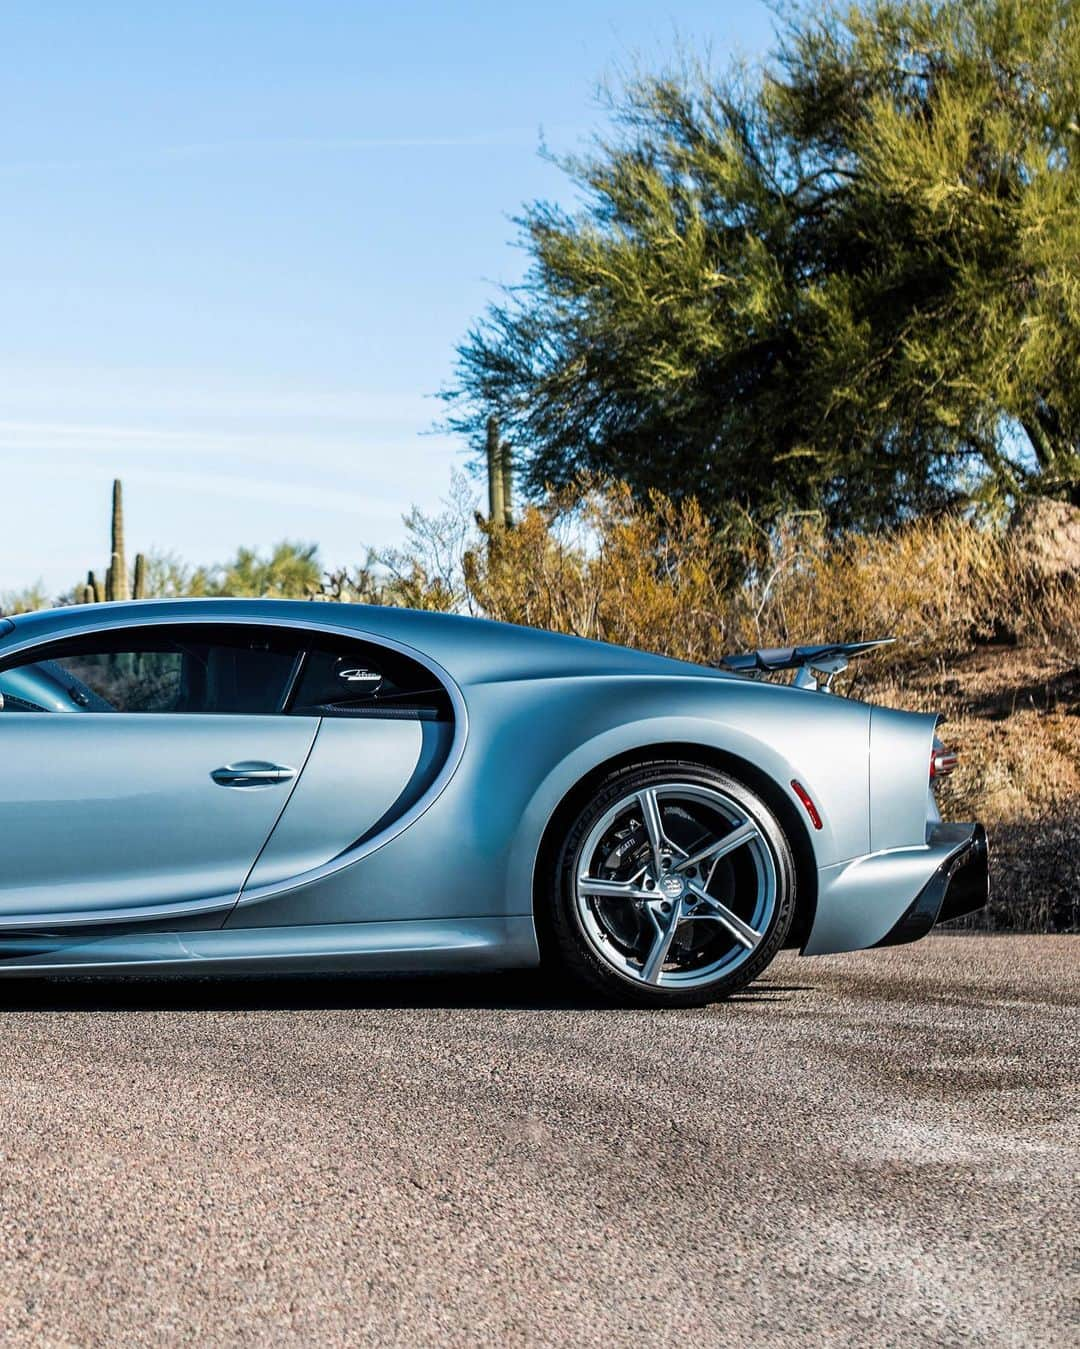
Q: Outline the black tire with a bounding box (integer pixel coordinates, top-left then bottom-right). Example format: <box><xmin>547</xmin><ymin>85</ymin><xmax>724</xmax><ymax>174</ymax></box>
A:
<box><xmin>546</xmin><ymin>758</ymin><xmax>797</xmax><ymax>1008</ymax></box>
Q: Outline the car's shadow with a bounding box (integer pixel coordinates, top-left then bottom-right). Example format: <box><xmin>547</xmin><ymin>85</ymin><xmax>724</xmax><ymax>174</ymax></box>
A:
<box><xmin>0</xmin><ymin>970</ymin><xmax>813</xmax><ymax>1014</ymax></box>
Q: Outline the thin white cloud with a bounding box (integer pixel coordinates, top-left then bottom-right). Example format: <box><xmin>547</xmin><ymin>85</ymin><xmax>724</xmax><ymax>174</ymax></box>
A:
<box><xmin>0</xmin><ymin>416</ymin><xmax>434</xmax><ymax>447</ymax></box>
<box><xmin>0</xmin><ymin>417</ymin><xmax>456</xmax><ymax>473</ymax></box>
<box><xmin>0</xmin><ymin>126</ymin><xmax>563</xmax><ymax>175</ymax></box>
<box><xmin>99</xmin><ymin>462</ymin><xmax>418</xmax><ymax>515</ymax></box>
<box><xmin>0</xmin><ymin>365</ymin><xmax>444</xmax><ymax>425</ymax></box>
<box><xmin>161</xmin><ymin>131</ymin><xmax>541</xmax><ymax>156</ymax></box>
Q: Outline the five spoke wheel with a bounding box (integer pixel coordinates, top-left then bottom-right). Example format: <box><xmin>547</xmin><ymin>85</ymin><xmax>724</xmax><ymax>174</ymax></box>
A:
<box><xmin>572</xmin><ymin>780</ymin><xmax>780</xmax><ymax>991</ymax></box>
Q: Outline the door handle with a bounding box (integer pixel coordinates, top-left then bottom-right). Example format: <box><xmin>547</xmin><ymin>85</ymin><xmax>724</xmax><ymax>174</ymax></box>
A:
<box><xmin>210</xmin><ymin>761</ymin><xmax>297</xmax><ymax>789</ymax></box>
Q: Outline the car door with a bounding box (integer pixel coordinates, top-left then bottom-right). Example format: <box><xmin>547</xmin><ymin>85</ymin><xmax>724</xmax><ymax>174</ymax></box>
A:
<box><xmin>231</xmin><ymin>631</ymin><xmax>459</xmax><ymax>916</ymax></box>
<box><xmin>0</xmin><ymin>622</ymin><xmax>317</xmax><ymax>926</ymax></box>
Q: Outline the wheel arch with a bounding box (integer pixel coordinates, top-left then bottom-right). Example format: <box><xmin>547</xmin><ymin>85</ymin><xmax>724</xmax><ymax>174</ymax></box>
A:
<box><xmin>530</xmin><ymin>740</ymin><xmax>818</xmax><ymax>955</ymax></box>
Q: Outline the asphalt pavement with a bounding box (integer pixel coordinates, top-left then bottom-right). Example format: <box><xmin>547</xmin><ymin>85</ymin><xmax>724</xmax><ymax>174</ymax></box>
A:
<box><xmin>0</xmin><ymin>935</ymin><xmax>1076</xmax><ymax>1347</ymax></box>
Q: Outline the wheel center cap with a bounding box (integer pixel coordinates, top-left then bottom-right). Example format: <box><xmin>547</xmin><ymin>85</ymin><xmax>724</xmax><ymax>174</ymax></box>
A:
<box><xmin>660</xmin><ymin>874</ymin><xmax>685</xmax><ymax>900</ymax></box>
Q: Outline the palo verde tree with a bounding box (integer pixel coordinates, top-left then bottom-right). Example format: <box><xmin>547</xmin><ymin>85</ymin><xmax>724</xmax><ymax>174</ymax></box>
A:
<box><xmin>204</xmin><ymin>541</ymin><xmax>322</xmax><ymax>598</ymax></box>
<box><xmin>446</xmin><ymin>0</ymin><xmax>1080</xmax><ymax>526</ymax></box>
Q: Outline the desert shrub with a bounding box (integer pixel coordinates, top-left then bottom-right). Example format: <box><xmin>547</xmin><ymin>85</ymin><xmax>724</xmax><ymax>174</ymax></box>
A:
<box><xmin>368</xmin><ymin>480</ymin><xmax>1077</xmax><ymax>667</ymax></box>
<box><xmin>463</xmin><ymin>482</ymin><xmax>741</xmax><ymax>661</ymax></box>
<box><xmin>737</xmin><ymin>513</ymin><xmax>1079</xmax><ymax>660</ymax></box>
<box><xmin>0</xmin><ymin>583</ymin><xmax>51</xmax><ymax>616</ymax></box>
<box><xmin>864</xmin><ymin>653</ymin><xmax>1080</xmax><ymax>933</ymax></box>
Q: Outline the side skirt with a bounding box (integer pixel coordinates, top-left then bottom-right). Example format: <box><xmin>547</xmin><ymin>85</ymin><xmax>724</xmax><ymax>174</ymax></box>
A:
<box><xmin>0</xmin><ymin>917</ymin><xmax>540</xmax><ymax>978</ymax></box>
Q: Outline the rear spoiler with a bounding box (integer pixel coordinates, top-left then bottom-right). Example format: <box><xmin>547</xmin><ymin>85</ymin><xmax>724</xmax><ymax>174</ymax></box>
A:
<box><xmin>714</xmin><ymin>638</ymin><xmax>894</xmax><ymax>692</ymax></box>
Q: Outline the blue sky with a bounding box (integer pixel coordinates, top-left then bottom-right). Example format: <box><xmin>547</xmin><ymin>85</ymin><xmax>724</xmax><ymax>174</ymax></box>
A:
<box><xmin>0</xmin><ymin>2</ymin><xmax>774</xmax><ymax>593</ymax></box>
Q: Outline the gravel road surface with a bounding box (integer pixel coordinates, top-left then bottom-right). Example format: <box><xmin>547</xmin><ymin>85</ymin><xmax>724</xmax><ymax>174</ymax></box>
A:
<box><xmin>0</xmin><ymin>935</ymin><xmax>1076</xmax><ymax>1347</ymax></box>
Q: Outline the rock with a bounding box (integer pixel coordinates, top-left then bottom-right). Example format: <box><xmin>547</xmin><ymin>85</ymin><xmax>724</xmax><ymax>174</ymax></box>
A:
<box><xmin>1009</xmin><ymin>498</ymin><xmax>1080</xmax><ymax>579</ymax></box>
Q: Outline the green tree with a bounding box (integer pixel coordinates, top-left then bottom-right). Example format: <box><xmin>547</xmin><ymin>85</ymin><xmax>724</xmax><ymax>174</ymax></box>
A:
<box><xmin>447</xmin><ymin>0</ymin><xmax>1080</xmax><ymax>524</ymax></box>
<box><xmin>0</xmin><ymin>582</ymin><xmax>50</xmax><ymax>616</ymax></box>
<box><xmin>103</xmin><ymin>544</ymin><xmax>321</xmax><ymax>599</ymax></box>
<box><xmin>205</xmin><ymin>541</ymin><xmax>322</xmax><ymax>598</ymax></box>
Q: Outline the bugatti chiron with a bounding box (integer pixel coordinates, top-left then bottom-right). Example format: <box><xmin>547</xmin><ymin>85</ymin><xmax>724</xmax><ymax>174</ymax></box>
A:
<box><xmin>0</xmin><ymin>600</ymin><xmax>987</xmax><ymax>1006</ymax></box>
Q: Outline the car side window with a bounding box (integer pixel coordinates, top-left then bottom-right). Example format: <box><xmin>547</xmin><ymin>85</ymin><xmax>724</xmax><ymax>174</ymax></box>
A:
<box><xmin>288</xmin><ymin>638</ymin><xmax>452</xmax><ymax>721</ymax></box>
<box><xmin>0</xmin><ymin>625</ymin><xmax>302</xmax><ymax>715</ymax></box>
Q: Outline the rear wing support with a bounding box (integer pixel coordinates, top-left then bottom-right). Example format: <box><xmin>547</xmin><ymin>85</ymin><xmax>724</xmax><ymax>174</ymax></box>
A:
<box><xmin>714</xmin><ymin>639</ymin><xmax>895</xmax><ymax>693</ymax></box>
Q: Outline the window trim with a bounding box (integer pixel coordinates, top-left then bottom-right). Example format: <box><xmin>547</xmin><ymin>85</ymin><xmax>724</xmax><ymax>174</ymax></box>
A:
<box><xmin>279</xmin><ymin>648</ymin><xmax>309</xmax><ymax>713</ymax></box>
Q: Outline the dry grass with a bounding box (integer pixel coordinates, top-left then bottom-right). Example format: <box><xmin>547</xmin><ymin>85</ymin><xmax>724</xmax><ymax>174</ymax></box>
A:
<box><xmin>463</xmin><ymin>483</ymin><xmax>736</xmax><ymax>657</ymax></box>
<box><xmin>458</xmin><ymin>484</ymin><xmax>1079</xmax><ymax>667</ymax></box>
<box><xmin>736</xmin><ymin>512</ymin><xmax>1080</xmax><ymax>658</ymax></box>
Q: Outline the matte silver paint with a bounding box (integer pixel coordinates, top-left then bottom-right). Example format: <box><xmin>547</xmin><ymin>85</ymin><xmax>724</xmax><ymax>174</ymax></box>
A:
<box><xmin>243</xmin><ymin>717</ymin><xmax>441</xmax><ymax>892</ymax></box>
<box><xmin>869</xmin><ymin>705</ymin><xmax>941</xmax><ymax>851</ymax></box>
<box><xmin>0</xmin><ymin>713</ymin><xmax>316</xmax><ymax>924</ymax></box>
<box><xmin>806</xmin><ymin>831</ymin><xmax>973</xmax><ymax>954</ymax></box>
<box><xmin>0</xmin><ymin>918</ymin><xmax>536</xmax><ymax>976</ymax></box>
<box><xmin>0</xmin><ymin>598</ymin><xmax>978</xmax><ymax>976</ymax></box>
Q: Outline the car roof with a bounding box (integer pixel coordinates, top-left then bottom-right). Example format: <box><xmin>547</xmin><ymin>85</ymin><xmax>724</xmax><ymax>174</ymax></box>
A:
<box><xmin>1</xmin><ymin>598</ymin><xmax>731</xmax><ymax>687</ymax></box>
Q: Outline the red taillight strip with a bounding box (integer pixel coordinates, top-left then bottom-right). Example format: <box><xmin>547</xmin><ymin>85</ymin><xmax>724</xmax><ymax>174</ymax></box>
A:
<box><xmin>930</xmin><ymin>747</ymin><xmax>959</xmax><ymax>780</ymax></box>
<box><xmin>790</xmin><ymin>780</ymin><xmax>823</xmax><ymax>830</ymax></box>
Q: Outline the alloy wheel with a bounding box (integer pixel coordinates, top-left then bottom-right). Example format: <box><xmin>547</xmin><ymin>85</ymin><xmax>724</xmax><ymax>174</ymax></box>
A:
<box><xmin>573</xmin><ymin>782</ymin><xmax>779</xmax><ymax>989</ymax></box>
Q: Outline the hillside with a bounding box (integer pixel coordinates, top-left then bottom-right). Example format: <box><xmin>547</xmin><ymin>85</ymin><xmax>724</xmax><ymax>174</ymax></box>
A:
<box><xmin>858</xmin><ymin>644</ymin><xmax>1079</xmax><ymax>932</ymax></box>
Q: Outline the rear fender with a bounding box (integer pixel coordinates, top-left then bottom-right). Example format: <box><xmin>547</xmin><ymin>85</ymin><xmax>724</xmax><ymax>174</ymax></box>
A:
<box><xmin>869</xmin><ymin>706</ymin><xmax>939</xmax><ymax>851</ymax></box>
<box><xmin>507</xmin><ymin>684</ymin><xmax>872</xmax><ymax>923</ymax></box>
<box><xmin>805</xmin><ymin>706</ymin><xmax>962</xmax><ymax>954</ymax></box>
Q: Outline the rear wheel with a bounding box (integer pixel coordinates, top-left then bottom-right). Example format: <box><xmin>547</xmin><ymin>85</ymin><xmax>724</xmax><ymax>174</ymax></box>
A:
<box><xmin>547</xmin><ymin>760</ymin><xmax>796</xmax><ymax>1007</ymax></box>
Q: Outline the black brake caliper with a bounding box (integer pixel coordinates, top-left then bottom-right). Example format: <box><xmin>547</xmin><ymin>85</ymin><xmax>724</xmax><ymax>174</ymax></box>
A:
<box><xmin>594</xmin><ymin>818</ymin><xmax>651</xmax><ymax>953</ymax></box>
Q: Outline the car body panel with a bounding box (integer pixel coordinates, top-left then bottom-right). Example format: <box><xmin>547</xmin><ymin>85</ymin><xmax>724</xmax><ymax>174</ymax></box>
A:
<box><xmin>869</xmin><ymin>705</ymin><xmax>941</xmax><ymax>851</ymax></box>
<box><xmin>0</xmin><ymin>917</ymin><xmax>536</xmax><ymax>976</ymax></box>
<box><xmin>242</xmin><ymin>716</ymin><xmax>454</xmax><ymax>893</ymax></box>
<box><xmin>806</xmin><ymin>831</ymin><xmax>969</xmax><ymax>954</ymax></box>
<box><xmin>0</xmin><ymin>598</ymin><xmax>981</xmax><ymax>975</ymax></box>
<box><xmin>226</xmin><ymin>673</ymin><xmax>871</xmax><ymax>931</ymax></box>
<box><xmin>0</xmin><ymin>713</ymin><xmax>316</xmax><ymax>925</ymax></box>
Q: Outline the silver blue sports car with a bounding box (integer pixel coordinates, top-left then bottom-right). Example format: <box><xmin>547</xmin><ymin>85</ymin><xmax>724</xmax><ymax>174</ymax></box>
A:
<box><xmin>0</xmin><ymin>599</ymin><xmax>987</xmax><ymax>1006</ymax></box>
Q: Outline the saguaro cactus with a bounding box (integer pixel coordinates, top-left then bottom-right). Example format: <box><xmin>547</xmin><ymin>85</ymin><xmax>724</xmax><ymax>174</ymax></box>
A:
<box><xmin>107</xmin><ymin>478</ymin><xmax>130</xmax><ymax>601</ymax></box>
<box><xmin>485</xmin><ymin>417</ymin><xmax>506</xmax><ymax>530</ymax></box>
<box><xmin>500</xmin><ymin>440</ymin><xmax>513</xmax><ymax>528</ymax></box>
<box><xmin>485</xmin><ymin>418</ymin><xmax>514</xmax><ymax>530</ymax></box>
<box><xmin>75</xmin><ymin>484</ymin><xmax>142</xmax><ymax>604</ymax></box>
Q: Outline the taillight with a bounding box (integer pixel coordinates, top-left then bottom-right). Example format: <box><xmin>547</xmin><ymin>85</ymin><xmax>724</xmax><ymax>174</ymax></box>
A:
<box><xmin>930</xmin><ymin>745</ymin><xmax>958</xmax><ymax>781</ymax></box>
